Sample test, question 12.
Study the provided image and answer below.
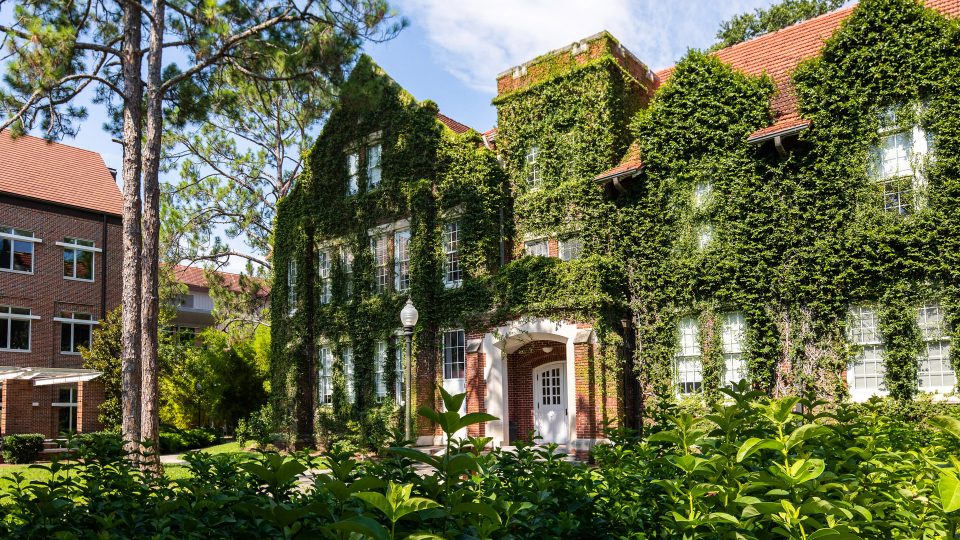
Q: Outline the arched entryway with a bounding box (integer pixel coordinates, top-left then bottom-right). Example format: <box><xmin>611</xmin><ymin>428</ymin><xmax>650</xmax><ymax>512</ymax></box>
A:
<box><xmin>505</xmin><ymin>340</ymin><xmax>570</xmax><ymax>444</ymax></box>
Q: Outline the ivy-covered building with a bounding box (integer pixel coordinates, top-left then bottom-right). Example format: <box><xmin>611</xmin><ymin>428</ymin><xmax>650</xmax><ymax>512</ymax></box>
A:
<box><xmin>275</xmin><ymin>0</ymin><xmax>960</xmax><ymax>449</ymax></box>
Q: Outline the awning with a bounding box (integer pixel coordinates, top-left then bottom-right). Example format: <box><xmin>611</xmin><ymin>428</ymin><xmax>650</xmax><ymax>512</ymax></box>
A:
<box><xmin>0</xmin><ymin>366</ymin><xmax>103</xmax><ymax>386</ymax></box>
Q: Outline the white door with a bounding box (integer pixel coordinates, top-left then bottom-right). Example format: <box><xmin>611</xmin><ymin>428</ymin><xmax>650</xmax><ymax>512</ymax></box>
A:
<box><xmin>533</xmin><ymin>362</ymin><xmax>568</xmax><ymax>444</ymax></box>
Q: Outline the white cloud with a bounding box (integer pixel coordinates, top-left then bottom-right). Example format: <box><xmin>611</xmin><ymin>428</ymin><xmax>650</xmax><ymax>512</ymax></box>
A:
<box><xmin>395</xmin><ymin>0</ymin><xmax>775</xmax><ymax>94</ymax></box>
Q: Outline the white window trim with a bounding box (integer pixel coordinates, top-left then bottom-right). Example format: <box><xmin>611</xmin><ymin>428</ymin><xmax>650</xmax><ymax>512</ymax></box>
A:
<box><xmin>846</xmin><ymin>305</ymin><xmax>889</xmax><ymax>401</ymax></box>
<box><xmin>558</xmin><ymin>236</ymin><xmax>582</xmax><ymax>261</ymax></box>
<box><xmin>524</xmin><ymin>238</ymin><xmax>550</xmax><ymax>258</ymax></box>
<box><xmin>1</xmin><ymin>230</ymin><xmax>41</xmax><ymax>275</ymax></box>
<box><xmin>0</xmin><ymin>309</ymin><xmax>37</xmax><ymax>353</ymax></box>
<box><xmin>394</xmin><ymin>229</ymin><xmax>411</xmax><ymax>292</ymax></box>
<box><xmin>442</xmin><ymin>328</ymin><xmax>466</xmax><ymax>381</ymax></box>
<box><xmin>443</xmin><ymin>221</ymin><xmax>463</xmax><ymax>289</ymax></box>
<box><xmin>55</xmin><ymin>241</ymin><xmax>102</xmax><ymax>253</ymax></box>
<box><xmin>52</xmin><ymin>316</ymin><xmax>99</xmax><ymax>325</ymax></box>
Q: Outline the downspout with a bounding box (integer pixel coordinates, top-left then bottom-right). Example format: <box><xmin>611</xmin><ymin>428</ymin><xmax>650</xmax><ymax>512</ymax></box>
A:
<box><xmin>773</xmin><ymin>135</ymin><xmax>786</xmax><ymax>157</ymax></box>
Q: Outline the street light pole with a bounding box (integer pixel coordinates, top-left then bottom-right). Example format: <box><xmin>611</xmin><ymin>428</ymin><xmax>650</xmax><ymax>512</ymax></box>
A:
<box><xmin>399</xmin><ymin>299</ymin><xmax>419</xmax><ymax>442</ymax></box>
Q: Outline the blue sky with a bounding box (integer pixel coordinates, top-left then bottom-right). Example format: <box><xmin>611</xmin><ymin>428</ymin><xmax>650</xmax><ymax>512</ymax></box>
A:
<box><xmin>7</xmin><ymin>1</ymin><xmax>781</xmax><ymax>271</ymax></box>
<box><xmin>28</xmin><ymin>0</ymin><xmax>779</xmax><ymax>173</ymax></box>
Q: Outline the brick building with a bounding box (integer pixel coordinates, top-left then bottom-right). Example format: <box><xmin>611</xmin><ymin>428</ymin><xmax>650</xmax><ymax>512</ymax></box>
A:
<box><xmin>0</xmin><ymin>130</ymin><xmax>119</xmax><ymax>437</ymax></box>
<box><xmin>170</xmin><ymin>264</ymin><xmax>268</xmax><ymax>338</ymax></box>
<box><xmin>276</xmin><ymin>0</ymin><xmax>960</xmax><ymax>452</ymax></box>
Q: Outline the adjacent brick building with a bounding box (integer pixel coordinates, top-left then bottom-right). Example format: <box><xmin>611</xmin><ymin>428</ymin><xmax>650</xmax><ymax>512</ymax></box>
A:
<box><xmin>0</xmin><ymin>130</ymin><xmax>119</xmax><ymax>437</ymax></box>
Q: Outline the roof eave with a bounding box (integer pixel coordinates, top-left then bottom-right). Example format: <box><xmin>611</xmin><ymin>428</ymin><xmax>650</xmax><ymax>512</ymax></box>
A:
<box><xmin>746</xmin><ymin>122</ymin><xmax>810</xmax><ymax>144</ymax></box>
<box><xmin>594</xmin><ymin>166</ymin><xmax>643</xmax><ymax>185</ymax></box>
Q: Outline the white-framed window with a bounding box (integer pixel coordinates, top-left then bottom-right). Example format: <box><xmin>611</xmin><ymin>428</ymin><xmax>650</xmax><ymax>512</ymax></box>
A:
<box><xmin>342</xmin><ymin>346</ymin><xmax>355</xmax><ymax>404</ymax></box>
<box><xmin>0</xmin><ymin>306</ymin><xmax>36</xmax><ymax>352</ymax></box>
<box><xmin>347</xmin><ymin>152</ymin><xmax>359</xmax><ymax>195</ymax></box>
<box><xmin>721</xmin><ymin>312</ymin><xmax>747</xmax><ymax>387</ymax></box>
<box><xmin>525</xmin><ymin>145</ymin><xmax>541</xmax><ymax>189</ymax></box>
<box><xmin>443</xmin><ymin>221</ymin><xmax>462</xmax><ymax>288</ymax></box>
<box><xmin>847</xmin><ymin>305</ymin><xmax>886</xmax><ymax>397</ymax></box>
<box><xmin>524</xmin><ymin>239</ymin><xmax>549</xmax><ymax>257</ymax></box>
<box><xmin>870</xmin><ymin>106</ymin><xmax>931</xmax><ymax>214</ymax></box>
<box><xmin>55</xmin><ymin>312</ymin><xmax>95</xmax><ymax>354</ymax></box>
<box><xmin>443</xmin><ymin>329</ymin><xmax>466</xmax><ymax>380</ymax></box>
<box><xmin>676</xmin><ymin>316</ymin><xmax>702</xmax><ymax>394</ymax></box>
<box><xmin>342</xmin><ymin>247</ymin><xmax>354</xmax><ymax>297</ymax></box>
<box><xmin>54</xmin><ymin>385</ymin><xmax>78</xmax><ymax>434</ymax></box>
<box><xmin>287</xmin><ymin>260</ymin><xmax>297</xmax><ymax>314</ymax></box>
<box><xmin>395</xmin><ymin>338</ymin><xmax>406</xmax><ymax>404</ymax></box>
<box><xmin>917</xmin><ymin>303</ymin><xmax>956</xmax><ymax>392</ymax></box>
<box><xmin>693</xmin><ymin>182</ymin><xmax>712</xmax><ymax>209</ymax></box>
<box><xmin>318</xmin><ymin>250</ymin><xmax>332</xmax><ymax>305</ymax></box>
<box><xmin>318</xmin><ymin>347</ymin><xmax>333</xmax><ymax>406</ymax></box>
<box><xmin>697</xmin><ymin>223</ymin><xmax>713</xmax><ymax>250</ymax></box>
<box><xmin>372</xmin><ymin>235</ymin><xmax>390</xmax><ymax>293</ymax></box>
<box><xmin>375</xmin><ymin>340</ymin><xmax>388</xmax><ymax>401</ymax></box>
<box><xmin>394</xmin><ymin>230</ymin><xmax>411</xmax><ymax>292</ymax></box>
<box><xmin>559</xmin><ymin>236</ymin><xmax>582</xmax><ymax>261</ymax></box>
<box><xmin>366</xmin><ymin>143</ymin><xmax>382</xmax><ymax>188</ymax></box>
<box><xmin>0</xmin><ymin>226</ymin><xmax>39</xmax><ymax>274</ymax></box>
<box><xmin>60</xmin><ymin>237</ymin><xmax>98</xmax><ymax>281</ymax></box>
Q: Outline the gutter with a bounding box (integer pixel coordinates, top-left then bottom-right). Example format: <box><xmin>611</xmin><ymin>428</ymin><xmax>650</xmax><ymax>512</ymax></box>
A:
<box><xmin>746</xmin><ymin>122</ymin><xmax>810</xmax><ymax>145</ymax></box>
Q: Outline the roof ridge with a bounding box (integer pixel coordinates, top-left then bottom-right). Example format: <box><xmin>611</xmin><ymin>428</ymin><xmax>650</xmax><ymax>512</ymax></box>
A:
<box><xmin>1</xmin><ymin>129</ymin><xmax>108</xmax><ymax>157</ymax></box>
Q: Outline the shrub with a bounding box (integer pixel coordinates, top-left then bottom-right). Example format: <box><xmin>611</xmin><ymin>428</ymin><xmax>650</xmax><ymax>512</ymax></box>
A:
<box><xmin>1</xmin><ymin>434</ymin><xmax>44</xmax><ymax>464</ymax></box>
<box><xmin>158</xmin><ymin>428</ymin><xmax>220</xmax><ymax>453</ymax></box>
<box><xmin>236</xmin><ymin>403</ymin><xmax>279</xmax><ymax>447</ymax></box>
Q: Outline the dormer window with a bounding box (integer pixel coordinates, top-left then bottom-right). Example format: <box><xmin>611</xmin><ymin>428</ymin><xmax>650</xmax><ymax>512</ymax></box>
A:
<box><xmin>870</xmin><ymin>105</ymin><xmax>931</xmax><ymax>214</ymax></box>
<box><xmin>366</xmin><ymin>143</ymin><xmax>382</xmax><ymax>188</ymax></box>
<box><xmin>525</xmin><ymin>145</ymin><xmax>541</xmax><ymax>189</ymax></box>
<box><xmin>347</xmin><ymin>153</ymin><xmax>359</xmax><ymax>195</ymax></box>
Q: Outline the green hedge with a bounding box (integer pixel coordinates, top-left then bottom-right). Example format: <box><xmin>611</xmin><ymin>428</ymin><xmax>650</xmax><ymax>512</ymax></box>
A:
<box><xmin>1</xmin><ymin>434</ymin><xmax>44</xmax><ymax>464</ymax></box>
<box><xmin>158</xmin><ymin>428</ymin><xmax>220</xmax><ymax>454</ymax></box>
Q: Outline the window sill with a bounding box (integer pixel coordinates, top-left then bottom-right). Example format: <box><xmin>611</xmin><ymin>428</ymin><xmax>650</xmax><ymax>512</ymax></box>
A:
<box><xmin>0</xmin><ymin>348</ymin><xmax>31</xmax><ymax>353</ymax></box>
<box><xmin>60</xmin><ymin>351</ymin><xmax>82</xmax><ymax>356</ymax></box>
<box><xmin>64</xmin><ymin>276</ymin><xmax>95</xmax><ymax>283</ymax></box>
<box><xmin>0</xmin><ymin>268</ymin><xmax>34</xmax><ymax>275</ymax></box>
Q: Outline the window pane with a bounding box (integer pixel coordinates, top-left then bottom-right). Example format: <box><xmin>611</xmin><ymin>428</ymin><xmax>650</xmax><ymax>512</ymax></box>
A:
<box><xmin>0</xmin><ymin>238</ymin><xmax>10</xmax><ymax>270</ymax></box>
<box><xmin>560</xmin><ymin>237</ymin><xmax>581</xmax><ymax>261</ymax></box>
<box><xmin>0</xmin><ymin>319</ymin><xmax>7</xmax><ymax>349</ymax></box>
<box><xmin>525</xmin><ymin>240</ymin><xmax>549</xmax><ymax>257</ymax></box>
<box><xmin>13</xmin><ymin>240</ymin><xmax>32</xmax><ymax>272</ymax></box>
<box><xmin>64</xmin><ymin>249</ymin><xmax>76</xmax><ymax>277</ymax></box>
<box><xmin>76</xmin><ymin>249</ymin><xmax>94</xmax><ymax>280</ymax></box>
<box><xmin>367</xmin><ymin>144</ymin><xmax>382</xmax><ymax>187</ymax></box>
<box><xmin>444</xmin><ymin>222</ymin><xmax>461</xmax><ymax>286</ymax></box>
<box><xmin>61</xmin><ymin>323</ymin><xmax>73</xmax><ymax>353</ymax></box>
<box><xmin>395</xmin><ymin>230</ymin><xmax>411</xmax><ymax>292</ymax></box>
<box><xmin>75</xmin><ymin>324</ymin><xmax>91</xmax><ymax>351</ymax></box>
<box><xmin>443</xmin><ymin>329</ymin><xmax>465</xmax><ymax>380</ymax></box>
<box><xmin>9</xmin><ymin>319</ymin><xmax>29</xmax><ymax>350</ymax></box>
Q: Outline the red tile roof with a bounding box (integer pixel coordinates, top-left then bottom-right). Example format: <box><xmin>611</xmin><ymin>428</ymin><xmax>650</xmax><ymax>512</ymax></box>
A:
<box><xmin>173</xmin><ymin>264</ymin><xmax>252</xmax><ymax>293</ymax></box>
<box><xmin>594</xmin><ymin>142</ymin><xmax>642</xmax><ymax>182</ymax></box>
<box><xmin>655</xmin><ymin>0</ymin><xmax>960</xmax><ymax>141</ymax></box>
<box><xmin>597</xmin><ymin>0</ymin><xmax>960</xmax><ymax>181</ymax></box>
<box><xmin>0</xmin><ymin>130</ymin><xmax>122</xmax><ymax>216</ymax></box>
<box><xmin>436</xmin><ymin>112</ymin><xmax>473</xmax><ymax>134</ymax></box>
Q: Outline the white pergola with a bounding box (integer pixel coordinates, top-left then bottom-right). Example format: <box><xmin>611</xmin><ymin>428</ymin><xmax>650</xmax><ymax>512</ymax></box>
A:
<box><xmin>0</xmin><ymin>366</ymin><xmax>102</xmax><ymax>386</ymax></box>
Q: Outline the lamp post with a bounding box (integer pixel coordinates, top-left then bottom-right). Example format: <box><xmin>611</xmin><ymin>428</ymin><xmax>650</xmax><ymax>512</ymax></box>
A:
<box><xmin>399</xmin><ymin>299</ymin><xmax>419</xmax><ymax>442</ymax></box>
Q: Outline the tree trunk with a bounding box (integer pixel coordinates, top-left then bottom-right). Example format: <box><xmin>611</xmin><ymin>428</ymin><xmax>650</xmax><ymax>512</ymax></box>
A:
<box><xmin>119</xmin><ymin>0</ymin><xmax>143</xmax><ymax>457</ymax></box>
<box><xmin>139</xmin><ymin>0</ymin><xmax>166</xmax><ymax>470</ymax></box>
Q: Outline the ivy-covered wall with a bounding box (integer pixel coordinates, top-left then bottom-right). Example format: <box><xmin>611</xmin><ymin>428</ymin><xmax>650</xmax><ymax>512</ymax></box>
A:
<box><xmin>621</xmin><ymin>0</ymin><xmax>960</xmax><ymax>403</ymax></box>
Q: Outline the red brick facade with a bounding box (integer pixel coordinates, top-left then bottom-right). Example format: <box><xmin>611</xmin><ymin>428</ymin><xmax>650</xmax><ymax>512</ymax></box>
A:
<box><xmin>0</xmin><ymin>195</ymin><xmax>119</xmax><ymax>437</ymax></box>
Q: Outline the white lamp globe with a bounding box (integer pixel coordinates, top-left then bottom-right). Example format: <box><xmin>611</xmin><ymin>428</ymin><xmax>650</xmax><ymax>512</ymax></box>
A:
<box><xmin>400</xmin><ymin>299</ymin><xmax>419</xmax><ymax>328</ymax></box>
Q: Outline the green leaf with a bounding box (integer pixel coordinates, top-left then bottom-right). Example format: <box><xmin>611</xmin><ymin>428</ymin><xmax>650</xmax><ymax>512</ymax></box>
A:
<box><xmin>789</xmin><ymin>458</ymin><xmax>825</xmax><ymax>484</ymax></box>
<box><xmin>737</xmin><ymin>437</ymin><xmax>782</xmax><ymax>462</ymax></box>
<box><xmin>939</xmin><ymin>474</ymin><xmax>960</xmax><ymax>513</ymax></box>
<box><xmin>329</xmin><ymin>515</ymin><xmax>390</xmax><ymax>540</ymax></box>
<box><xmin>929</xmin><ymin>415</ymin><xmax>960</xmax><ymax>441</ymax></box>
<box><xmin>439</xmin><ymin>386</ymin><xmax>466</xmax><ymax>414</ymax></box>
<box><xmin>452</xmin><ymin>502</ymin><xmax>503</xmax><ymax>525</ymax></box>
<box><xmin>785</xmin><ymin>424</ymin><xmax>831</xmax><ymax>451</ymax></box>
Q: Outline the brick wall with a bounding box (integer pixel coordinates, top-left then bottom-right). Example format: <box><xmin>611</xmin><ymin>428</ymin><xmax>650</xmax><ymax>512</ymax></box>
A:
<box><xmin>0</xmin><ymin>198</ymin><xmax>122</xmax><ymax>369</ymax></box>
<box><xmin>78</xmin><ymin>379</ymin><xmax>106</xmax><ymax>433</ymax></box>
<box><xmin>0</xmin><ymin>196</ymin><xmax>118</xmax><ymax>436</ymax></box>
<box><xmin>465</xmin><ymin>332</ymin><xmax>486</xmax><ymax>437</ymax></box>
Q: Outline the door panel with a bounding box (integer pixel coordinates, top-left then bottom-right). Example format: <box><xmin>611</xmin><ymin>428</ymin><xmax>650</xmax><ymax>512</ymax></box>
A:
<box><xmin>533</xmin><ymin>362</ymin><xmax>568</xmax><ymax>444</ymax></box>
